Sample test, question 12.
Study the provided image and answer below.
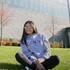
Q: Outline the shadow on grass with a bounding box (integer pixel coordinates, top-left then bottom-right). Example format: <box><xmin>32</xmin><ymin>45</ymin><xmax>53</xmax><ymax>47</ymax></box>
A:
<box><xmin>0</xmin><ymin>63</ymin><xmax>23</xmax><ymax>70</ymax></box>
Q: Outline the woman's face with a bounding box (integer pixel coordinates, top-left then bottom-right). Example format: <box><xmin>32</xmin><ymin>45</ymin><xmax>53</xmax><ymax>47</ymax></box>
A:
<box><xmin>24</xmin><ymin>23</ymin><xmax>34</xmax><ymax>35</ymax></box>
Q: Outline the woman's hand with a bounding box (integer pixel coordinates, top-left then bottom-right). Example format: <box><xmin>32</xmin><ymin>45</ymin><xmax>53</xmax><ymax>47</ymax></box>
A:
<box><xmin>37</xmin><ymin>58</ymin><xmax>45</xmax><ymax>63</ymax></box>
<box><xmin>36</xmin><ymin>60</ymin><xmax>46</xmax><ymax>70</ymax></box>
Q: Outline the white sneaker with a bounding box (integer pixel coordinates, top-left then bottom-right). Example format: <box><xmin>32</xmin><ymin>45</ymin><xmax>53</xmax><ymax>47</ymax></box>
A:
<box><xmin>25</xmin><ymin>66</ymin><xmax>32</xmax><ymax>70</ymax></box>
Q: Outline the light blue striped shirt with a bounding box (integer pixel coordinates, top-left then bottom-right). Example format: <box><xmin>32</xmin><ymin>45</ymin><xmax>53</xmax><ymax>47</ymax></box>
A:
<box><xmin>20</xmin><ymin>33</ymin><xmax>51</xmax><ymax>62</ymax></box>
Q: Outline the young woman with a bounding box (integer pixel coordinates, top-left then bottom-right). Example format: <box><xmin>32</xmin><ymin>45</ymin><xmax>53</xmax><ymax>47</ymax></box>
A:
<box><xmin>15</xmin><ymin>20</ymin><xmax>59</xmax><ymax>70</ymax></box>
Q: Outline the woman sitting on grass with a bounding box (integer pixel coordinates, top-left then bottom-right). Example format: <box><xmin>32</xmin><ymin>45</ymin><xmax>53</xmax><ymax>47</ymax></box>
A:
<box><xmin>15</xmin><ymin>20</ymin><xmax>60</xmax><ymax>70</ymax></box>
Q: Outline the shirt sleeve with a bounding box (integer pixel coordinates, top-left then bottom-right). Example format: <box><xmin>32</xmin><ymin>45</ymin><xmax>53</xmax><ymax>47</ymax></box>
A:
<box><xmin>20</xmin><ymin>43</ymin><xmax>37</xmax><ymax>62</ymax></box>
<box><xmin>42</xmin><ymin>35</ymin><xmax>51</xmax><ymax>59</ymax></box>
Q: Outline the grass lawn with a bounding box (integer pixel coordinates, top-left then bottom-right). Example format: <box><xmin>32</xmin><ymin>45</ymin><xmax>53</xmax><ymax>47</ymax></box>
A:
<box><xmin>0</xmin><ymin>46</ymin><xmax>70</xmax><ymax>70</ymax></box>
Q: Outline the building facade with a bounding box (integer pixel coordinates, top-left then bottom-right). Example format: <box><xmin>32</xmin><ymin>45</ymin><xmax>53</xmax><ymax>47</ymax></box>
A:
<box><xmin>0</xmin><ymin>0</ymin><xmax>70</xmax><ymax>47</ymax></box>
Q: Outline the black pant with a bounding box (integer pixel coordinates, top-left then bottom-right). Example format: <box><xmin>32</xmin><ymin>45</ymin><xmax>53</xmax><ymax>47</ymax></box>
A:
<box><xmin>15</xmin><ymin>53</ymin><xmax>60</xmax><ymax>70</ymax></box>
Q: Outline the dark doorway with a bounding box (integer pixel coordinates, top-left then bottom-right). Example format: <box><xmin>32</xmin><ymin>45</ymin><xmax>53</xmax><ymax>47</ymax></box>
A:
<box><xmin>63</xmin><ymin>27</ymin><xmax>70</xmax><ymax>48</ymax></box>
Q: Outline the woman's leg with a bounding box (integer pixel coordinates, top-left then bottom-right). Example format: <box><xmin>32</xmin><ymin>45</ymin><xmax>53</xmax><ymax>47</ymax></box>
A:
<box><xmin>15</xmin><ymin>53</ymin><xmax>37</xmax><ymax>70</ymax></box>
<box><xmin>42</xmin><ymin>55</ymin><xmax>60</xmax><ymax>69</ymax></box>
<box><xmin>15</xmin><ymin>53</ymin><xmax>27</xmax><ymax>68</ymax></box>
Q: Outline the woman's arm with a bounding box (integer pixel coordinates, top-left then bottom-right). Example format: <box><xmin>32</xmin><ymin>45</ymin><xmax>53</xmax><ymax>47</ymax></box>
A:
<box><xmin>20</xmin><ymin>43</ymin><xmax>37</xmax><ymax>63</ymax></box>
<box><xmin>18</xmin><ymin>53</ymin><xmax>32</xmax><ymax>65</ymax></box>
<box><xmin>37</xmin><ymin>35</ymin><xmax>51</xmax><ymax>63</ymax></box>
<box><xmin>42</xmin><ymin>35</ymin><xmax>51</xmax><ymax>59</ymax></box>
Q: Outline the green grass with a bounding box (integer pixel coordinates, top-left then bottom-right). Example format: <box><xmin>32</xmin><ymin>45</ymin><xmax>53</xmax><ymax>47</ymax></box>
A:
<box><xmin>52</xmin><ymin>48</ymin><xmax>70</xmax><ymax>70</ymax></box>
<box><xmin>0</xmin><ymin>47</ymin><xmax>70</xmax><ymax>70</ymax></box>
<box><xmin>0</xmin><ymin>46</ymin><xmax>22</xmax><ymax>70</ymax></box>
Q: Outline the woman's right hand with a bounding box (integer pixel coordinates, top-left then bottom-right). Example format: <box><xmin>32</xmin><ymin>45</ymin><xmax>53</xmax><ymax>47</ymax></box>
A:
<box><xmin>36</xmin><ymin>60</ymin><xmax>46</xmax><ymax>70</ymax></box>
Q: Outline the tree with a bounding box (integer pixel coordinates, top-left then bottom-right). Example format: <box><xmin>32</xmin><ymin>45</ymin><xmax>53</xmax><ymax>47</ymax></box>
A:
<box><xmin>0</xmin><ymin>0</ymin><xmax>11</xmax><ymax>46</ymax></box>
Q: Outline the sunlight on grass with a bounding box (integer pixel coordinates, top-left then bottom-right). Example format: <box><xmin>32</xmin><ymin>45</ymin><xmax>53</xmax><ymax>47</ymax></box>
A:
<box><xmin>0</xmin><ymin>46</ymin><xmax>70</xmax><ymax>70</ymax></box>
<box><xmin>52</xmin><ymin>48</ymin><xmax>70</xmax><ymax>70</ymax></box>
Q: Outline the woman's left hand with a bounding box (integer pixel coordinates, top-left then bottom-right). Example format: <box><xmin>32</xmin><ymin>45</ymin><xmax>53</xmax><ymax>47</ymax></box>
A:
<box><xmin>37</xmin><ymin>58</ymin><xmax>45</xmax><ymax>63</ymax></box>
<box><xmin>36</xmin><ymin>59</ymin><xmax>46</xmax><ymax>70</ymax></box>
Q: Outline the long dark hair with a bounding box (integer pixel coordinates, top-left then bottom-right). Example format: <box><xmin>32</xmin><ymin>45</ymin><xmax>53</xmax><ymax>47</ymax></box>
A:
<box><xmin>21</xmin><ymin>20</ymin><xmax>38</xmax><ymax>45</ymax></box>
